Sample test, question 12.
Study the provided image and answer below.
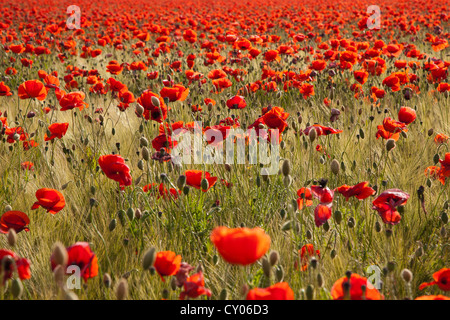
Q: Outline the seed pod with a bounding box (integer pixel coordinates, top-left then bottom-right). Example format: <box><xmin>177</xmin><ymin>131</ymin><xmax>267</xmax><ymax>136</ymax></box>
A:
<box><xmin>401</xmin><ymin>269</ymin><xmax>413</xmax><ymax>283</ymax></box>
<box><xmin>109</xmin><ymin>219</ymin><xmax>117</xmax><ymax>231</ymax></box>
<box><xmin>103</xmin><ymin>273</ymin><xmax>112</xmax><ymax>288</ymax></box>
<box><xmin>269</xmin><ymin>251</ymin><xmax>279</xmax><ymax>266</ymax></box>
<box><xmin>142</xmin><ymin>147</ymin><xmax>150</xmax><ymax>161</ymax></box>
<box><xmin>262</xmin><ymin>257</ymin><xmax>271</xmax><ymax>278</ymax></box>
<box><xmin>115</xmin><ymin>278</ymin><xmax>128</xmax><ymax>300</ymax></box>
<box><xmin>7</xmin><ymin>229</ymin><xmax>17</xmax><ymax>247</ymax></box>
<box><xmin>11</xmin><ymin>278</ymin><xmax>23</xmax><ymax>298</ymax></box>
<box><xmin>52</xmin><ymin>242</ymin><xmax>68</xmax><ymax>266</ymax></box>
<box><xmin>282</xmin><ymin>159</ymin><xmax>291</xmax><ymax>176</ymax></box>
<box><xmin>330</xmin><ymin>159</ymin><xmax>340</xmax><ymax>175</ymax></box>
<box><xmin>143</xmin><ymin>248</ymin><xmax>157</xmax><ymax>270</ymax></box>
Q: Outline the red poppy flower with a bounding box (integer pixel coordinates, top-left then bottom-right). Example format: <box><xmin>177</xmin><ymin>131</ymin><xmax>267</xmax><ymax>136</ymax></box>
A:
<box><xmin>226</xmin><ymin>95</ymin><xmax>246</xmax><ymax>109</ymax></box>
<box><xmin>0</xmin><ymin>82</ymin><xmax>13</xmax><ymax>96</ymax></box>
<box><xmin>136</xmin><ymin>90</ymin><xmax>168</xmax><ymax>123</ymax></box>
<box><xmin>419</xmin><ymin>268</ymin><xmax>450</xmax><ymax>291</ymax></box>
<box><xmin>299</xmin><ymin>244</ymin><xmax>320</xmax><ymax>271</ymax></box>
<box><xmin>372</xmin><ymin>189</ymin><xmax>409</xmax><ymax>225</ymax></box>
<box><xmin>314</xmin><ymin>204</ymin><xmax>332</xmax><ymax>227</ymax></box>
<box><xmin>210</xmin><ymin>226</ymin><xmax>270</xmax><ymax>265</ymax></box>
<box><xmin>303</xmin><ymin>124</ymin><xmax>342</xmax><ymax>137</ymax></box>
<box><xmin>31</xmin><ymin>188</ymin><xmax>65</xmax><ymax>214</ymax></box>
<box><xmin>296</xmin><ymin>187</ymin><xmax>313</xmax><ymax>210</ymax></box>
<box><xmin>154</xmin><ymin>251</ymin><xmax>182</xmax><ymax>281</ymax></box>
<box><xmin>331</xmin><ymin>273</ymin><xmax>383</xmax><ymax>300</ymax></box>
<box><xmin>0</xmin><ymin>211</ymin><xmax>30</xmax><ymax>234</ymax></box>
<box><xmin>50</xmin><ymin>242</ymin><xmax>98</xmax><ymax>282</ymax></box>
<box><xmin>59</xmin><ymin>91</ymin><xmax>88</xmax><ymax>111</ymax></box>
<box><xmin>18</xmin><ymin>80</ymin><xmax>48</xmax><ymax>100</ymax></box>
<box><xmin>415</xmin><ymin>295</ymin><xmax>450</xmax><ymax>300</ymax></box>
<box><xmin>98</xmin><ymin>154</ymin><xmax>132</xmax><ymax>188</ymax></box>
<box><xmin>335</xmin><ymin>182</ymin><xmax>375</xmax><ymax>201</ymax></box>
<box><xmin>45</xmin><ymin>123</ymin><xmax>69</xmax><ymax>141</ymax></box>
<box><xmin>21</xmin><ymin>161</ymin><xmax>34</xmax><ymax>171</ymax></box>
<box><xmin>160</xmin><ymin>84</ymin><xmax>189</xmax><ymax>102</ymax></box>
<box><xmin>0</xmin><ymin>249</ymin><xmax>31</xmax><ymax>284</ymax></box>
<box><xmin>246</xmin><ymin>282</ymin><xmax>294</xmax><ymax>300</ymax></box>
<box><xmin>179</xmin><ymin>271</ymin><xmax>212</xmax><ymax>300</ymax></box>
<box><xmin>185</xmin><ymin>170</ymin><xmax>217</xmax><ymax>192</ymax></box>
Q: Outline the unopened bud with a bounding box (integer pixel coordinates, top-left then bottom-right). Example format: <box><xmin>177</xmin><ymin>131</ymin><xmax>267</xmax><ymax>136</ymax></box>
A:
<box><xmin>7</xmin><ymin>229</ymin><xmax>17</xmax><ymax>247</ymax></box>
<box><xmin>52</xmin><ymin>242</ymin><xmax>68</xmax><ymax>266</ymax></box>
<box><xmin>401</xmin><ymin>269</ymin><xmax>413</xmax><ymax>283</ymax></box>
<box><xmin>331</xmin><ymin>159</ymin><xmax>340</xmax><ymax>175</ymax></box>
<box><xmin>115</xmin><ymin>278</ymin><xmax>128</xmax><ymax>300</ymax></box>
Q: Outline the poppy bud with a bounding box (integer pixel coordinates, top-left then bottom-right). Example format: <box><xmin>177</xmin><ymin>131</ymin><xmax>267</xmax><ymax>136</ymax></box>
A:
<box><xmin>269</xmin><ymin>251</ymin><xmax>279</xmax><ymax>266</ymax></box>
<box><xmin>401</xmin><ymin>269</ymin><xmax>413</xmax><ymax>283</ymax></box>
<box><xmin>140</xmin><ymin>137</ymin><xmax>149</xmax><ymax>147</ymax></box>
<box><xmin>11</xmin><ymin>278</ymin><xmax>23</xmax><ymax>298</ymax></box>
<box><xmin>177</xmin><ymin>175</ymin><xmax>186</xmax><ymax>190</ymax></box>
<box><xmin>330</xmin><ymin>249</ymin><xmax>337</xmax><ymax>259</ymax></box>
<box><xmin>340</xmin><ymin>161</ymin><xmax>346</xmax><ymax>172</ymax></box>
<box><xmin>52</xmin><ymin>242</ymin><xmax>68</xmax><ymax>266</ymax></box>
<box><xmin>7</xmin><ymin>229</ymin><xmax>17</xmax><ymax>247</ymax></box>
<box><xmin>306</xmin><ymin>230</ymin><xmax>312</xmax><ymax>239</ymax></box>
<box><xmin>433</xmin><ymin>153</ymin><xmax>440</xmax><ymax>164</ymax></box>
<box><xmin>219</xmin><ymin>289</ymin><xmax>228</xmax><ymax>300</ymax></box>
<box><xmin>317</xmin><ymin>273</ymin><xmax>324</xmax><ymax>288</ymax></box>
<box><xmin>386</xmin><ymin>139</ymin><xmax>396</xmax><ymax>152</ymax></box>
<box><xmin>63</xmin><ymin>289</ymin><xmax>79</xmax><ymax>300</ymax></box>
<box><xmin>330</xmin><ymin>159</ymin><xmax>340</xmax><ymax>175</ymax></box>
<box><xmin>135</xmin><ymin>104</ymin><xmax>144</xmax><ymax>116</ymax></box>
<box><xmin>5</xmin><ymin>205</ymin><xmax>12</xmax><ymax>212</ymax></box>
<box><xmin>323</xmin><ymin>221</ymin><xmax>330</xmax><ymax>232</ymax></box>
<box><xmin>347</xmin><ymin>217</ymin><xmax>355</xmax><ymax>228</ymax></box>
<box><xmin>375</xmin><ymin>221</ymin><xmax>381</xmax><ymax>232</ymax></box>
<box><xmin>306</xmin><ymin>284</ymin><xmax>314</xmax><ymax>300</ymax></box>
<box><xmin>426</xmin><ymin>178</ymin><xmax>432</xmax><ymax>188</ymax></box>
<box><xmin>150</xmin><ymin>96</ymin><xmax>160</xmax><ymax>108</ymax></box>
<box><xmin>333</xmin><ymin>210</ymin><xmax>342</xmax><ymax>224</ymax></box>
<box><xmin>262</xmin><ymin>257</ymin><xmax>272</xmax><ymax>278</ymax></box>
<box><xmin>310</xmin><ymin>257</ymin><xmax>318</xmax><ymax>269</ymax></box>
<box><xmin>142</xmin><ymin>147</ymin><xmax>150</xmax><ymax>161</ymax></box>
<box><xmin>275</xmin><ymin>265</ymin><xmax>284</xmax><ymax>282</ymax></box>
<box><xmin>201</xmin><ymin>178</ymin><xmax>209</xmax><ymax>191</ymax></box>
<box><xmin>308</xmin><ymin>128</ymin><xmax>316</xmax><ymax>142</ymax></box>
<box><xmin>183</xmin><ymin>185</ymin><xmax>189</xmax><ymax>195</ymax></box>
<box><xmin>283</xmin><ymin>175</ymin><xmax>292</xmax><ymax>188</ymax></box>
<box><xmin>53</xmin><ymin>265</ymin><xmax>65</xmax><ymax>288</ymax></box>
<box><xmin>441</xmin><ymin>211</ymin><xmax>448</xmax><ymax>224</ymax></box>
<box><xmin>103</xmin><ymin>273</ymin><xmax>112</xmax><ymax>288</ymax></box>
<box><xmin>137</xmin><ymin>159</ymin><xmax>144</xmax><ymax>170</ymax></box>
<box><xmin>117</xmin><ymin>210</ymin><xmax>126</xmax><ymax>226</ymax></box>
<box><xmin>143</xmin><ymin>247</ymin><xmax>156</xmax><ymax>270</ymax></box>
<box><xmin>135</xmin><ymin>208</ymin><xmax>142</xmax><ymax>220</ymax></box>
<box><xmin>126</xmin><ymin>207</ymin><xmax>135</xmax><ymax>221</ymax></box>
<box><xmin>281</xmin><ymin>159</ymin><xmax>291</xmax><ymax>176</ymax></box>
<box><xmin>109</xmin><ymin>218</ymin><xmax>117</xmax><ymax>231</ymax></box>
<box><xmin>115</xmin><ymin>278</ymin><xmax>128</xmax><ymax>300</ymax></box>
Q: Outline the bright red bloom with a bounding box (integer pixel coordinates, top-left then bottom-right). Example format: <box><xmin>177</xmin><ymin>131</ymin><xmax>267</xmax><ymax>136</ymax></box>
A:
<box><xmin>59</xmin><ymin>91</ymin><xmax>88</xmax><ymax>111</ymax></box>
<box><xmin>415</xmin><ymin>295</ymin><xmax>450</xmax><ymax>300</ymax></box>
<box><xmin>0</xmin><ymin>82</ymin><xmax>13</xmax><ymax>96</ymax></box>
<box><xmin>331</xmin><ymin>273</ymin><xmax>383</xmax><ymax>300</ymax></box>
<box><xmin>226</xmin><ymin>95</ymin><xmax>246</xmax><ymax>109</ymax></box>
<box><xmin>299</xmin><ymin>244</ymin><xmax>320</xmax><ymax>271</ymax></box>
<box><xmin>335</xmin><ymin>182</ymin><xmax>375</xmax><ymax>201</ymax></box>
<box><xmin>372</xmin><ymin>189</ymin><xmax>409</xmax><ymax>225</ymax></box>
<box><xmin>419</xmin><ymin>268</ymin><xmax>450</xmax><ymax>291</ymax></box>
<box><xmin>303</xmin><ymin>124</ymin><xmax>342</xmax><ymax>137</ymax></box>
<box><xmin>18</xmin><ymin>80</ymin><xmax>47</xmax><ymax>100</ymax></box>
<box><xmin>154</xmin><ymin>251</ymin><xmax>182</xmax><ymax>281</ymax></box>
<box><xmin>314</xmin><ymin>204</ymin><xmax>332</xmax><ymax>227</ymax></box>
<box><xmin>98</xmin><ymin>154</ymin><xmax>132</xmax><ymax>188</ymax></box>
<box><xmin>0</xmin><ymin>211</ymin><xmax>30</xmax><ymax>234</ymax></box>
<box><xmin>31</xmin><ymin>188</ymin><xmax>65</xmax><ymax>214</ymax></box>
<box><xmin>45</xmin><ymin>123</ymin><xmax>69</xmax><ymax>141</ymax></box>
<box><xmin>0</xmin><ymin>249</ymin><xmax>31</xmax><ymax>284</ymax></box>
<box><xmin>398</xmin><ymin>107</ymin><xmax>416</xmax><ymax>125</ymax></box>
<box><xmin>136</xmin><ymin>90</ymin><xmax>167</xmax><ymax>123</ymax></box>
<box><xmin>50</xmin><ymin>242</ymin><xmax>98</xmax><ymax>282</ymax></box>
<box><xmin>210</xmin><ymin>226</ymin><xmax>271</xmax><ymax>265</ymax></box>
<box><xmin>185</xmin><ymin>170</ymin><xmax>217</xmax><ymax>192</ymax></box>
<box><xmin>179</xmin><ymin>271</ymin><xmax>212</xmax><ymax>300</ymax></box>
<box><xmin>246</xmin><ymin>282</ymin><xmax>294</xmax><ymax>300</ymax></box>
<box><xmin>160</xmin><ymin>84</ymin><xmax>189</xmax><ymax>102</ymax></box>
<box><xmin>296</xmin><ymin>187</ymin><xmax>313</xmax><ymax>210</ymax></box>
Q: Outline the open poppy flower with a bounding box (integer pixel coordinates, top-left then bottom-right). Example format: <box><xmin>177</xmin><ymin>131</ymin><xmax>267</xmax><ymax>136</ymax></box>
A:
<box><xmin>59</xmin><ymin>91</ymin><xmax>88</xmax><ymax>111</ymax></box>
<box><xmin>31</xmin><ymin>188</ymin><xmax>65</xmax><ymax>214</ymax></box>
<box><xmin>154</xmin><ymin>251</ymin><xmax>182</xmax><ymax>281</ymax></box>
<box><xmin>298</xmin><ymin>244</ymin><xmax>320</xmax><ymax>271</ymax></box>
<box><xmin>314</xmin><ymin>204</ymin><xmax>332</xmax><ymax>227</ymax></box>
<box><xmin>303</xmin><ymin>124</ymin><xmax>342</xmax><ymax>137</ymax></box>
<box><xmin>0</xmin><ymin>249</ymin><xmax>31</xmax><ymax>284</ymax></box>
<box><xmin>0</xmin><ymin>82</ymin><xmax>13</xmax><ymax>96</ymax></box>
<box><xmin>160</xmin><ymin>84</ymin><xmax>189</xmax><ymax>102</ymax></box>
<box><xmin>398</xmin><ymin>107</ymin><xmax>416</xmax><ymax>125</ymax></box>
<box><xmin>210</xmin><ymin>226</ymin><xmax>270</xmax><ymax>265</ymax></box>
<box><xmin>246</xmin><ymin>282</ymin><xmax>294</xmax><ymax>300</ymax></box>
<box><xmin>179</xmin><ymin>271</ymin><xmax>212</xmax><ymax>300</ymax></box>
<box><xmin>18</xmin><ymin>80</ymin><xmax>47</xmax><ymax>100</ymax></box>
<box><xmin>226</xmin><ymin>95</ymin><xmax>246</xmax><ymax>109</ymax></box>
<box><xmin>136</xmin><ymin>90</ymin><xmax>168</xmax><ymax>123</ymax></box>
<box><xmin>415</xmin><ymin>295</ymin><xmax>450</xmax><ymax>300</ymax></box>
<box><xmin>0</xmin><ymin>211</ymin><xmax>30</xmax><ymax>234</ymax></box>
<box><xmin>44</xmin><ymin>122</ymin><xmax>69</xmax><ymax>141</ymax></box>
<box><xmin>50</xmin><ymin>242</ymin><xmax>98</xmax><ymax>282</ymax></box>
<box><xmin>419</xmin><ymin>268</ymin><xmax>450</xmax><ymax>291</ymax></box>
<box><xmin>335</xmin><ymin>182</ymin><xmax>375</xmax><ymax>201</ymax></box>
<box><xmin>185</xmin><ymin>170</ymin><xmax>217</xmax><ymax>192</ymax></box>
<box><xmin>296</xmin><ymin>187</ymin><xmax>313</xmax><ymax>210</ymax></box>
<box><xmin>372</xmin><ymin>189</ymin><xmax>409</xmax><ymax>225</ymax></box>
<box><xmin>331</xmin><ymin>273</ymin><xmax>383</xmax><ymax>300</ymax></box>
<box><xmin>98</xmin><ymin>154</ymin><xmax>132</xmax><ymax>188</ymax></box>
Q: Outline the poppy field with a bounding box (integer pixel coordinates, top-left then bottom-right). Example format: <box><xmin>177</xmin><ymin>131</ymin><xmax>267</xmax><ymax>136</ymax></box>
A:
<box><xmin>0</xmin><ymin>0</ymin><xmax>449</xmax><ymax>301</ymax></box>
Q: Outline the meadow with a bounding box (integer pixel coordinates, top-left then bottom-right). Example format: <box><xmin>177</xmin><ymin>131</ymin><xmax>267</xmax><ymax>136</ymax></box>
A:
<box><xmin>0</xmin><ymin>0</ymin><xmax>449</xmax><ymax>300</ymax></box>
